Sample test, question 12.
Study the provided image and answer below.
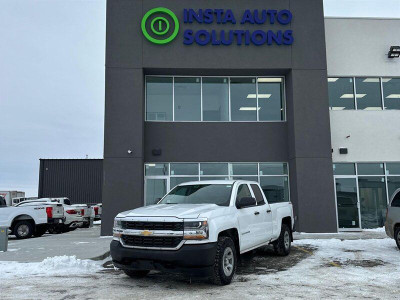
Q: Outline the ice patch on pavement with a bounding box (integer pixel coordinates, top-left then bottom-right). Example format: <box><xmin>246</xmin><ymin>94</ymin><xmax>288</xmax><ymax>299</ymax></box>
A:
<box><xmin>0</xmin><ymin>255</ymin><xmax>102</xmax><ymax>279</ymax></box>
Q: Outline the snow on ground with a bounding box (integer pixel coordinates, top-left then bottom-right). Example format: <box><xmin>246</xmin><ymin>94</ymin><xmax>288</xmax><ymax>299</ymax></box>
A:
<box><xmin>0</xmin><ymin>238</ymin><xmax>399</xmax><ymax>299</ymax></box>
<box><xmin>0</xmin><ymin>255</ymin><xmax>103</xmax><ymax>279</ymax></box>
<box><xmin>94</xmin><ymin>220</ymin><xmax>101</xmax><ymax>225</ymax></box>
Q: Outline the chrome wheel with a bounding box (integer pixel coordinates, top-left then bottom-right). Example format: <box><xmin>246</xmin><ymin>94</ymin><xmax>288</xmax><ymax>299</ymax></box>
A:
<box><xmin>222</xmin><ymin>247</ymin><xmax>234</xmax><ymax>277</ymax></box>
<box><xmin>17</xmin><ymin>224</ymin><xmax>30</xmax><ymax>237</ymax></box>
<box><xmin>284</xmin><ymin>230</ymin><xmax>290</xmax><ymax>250</ymax></box>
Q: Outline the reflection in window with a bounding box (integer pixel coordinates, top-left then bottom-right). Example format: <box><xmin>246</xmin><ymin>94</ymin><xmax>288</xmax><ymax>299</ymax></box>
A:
<box><xmin>259</xmin><ymin>163</ymin><xmax>288</xmax><ymax>175</ymax></box>
<box><xmin>333</xmin><ymin>163</ymin><xmax>356</xmax><ymax>176</ymax></box>
<box><xmin>257</xmin><ymin>78</ymin><xmax>284</xmax><ymax>121</ymax></box>
<box><xmin>355</xmin><ymin>78</ymin><xmax>382</xmax><ymax>110</ymax></box>
<box><xmin>145</xmin><ymin>163</ymin><xmax>169</xmax><ymax>176</ymax></box>
<box><xmin>200</xmin><ymin>163</ymin><xmax>229</xmax><ymax>175</ymax></box>
<box><xmin>231</xmin><ymin>163</ymin><xmax>258</xmax><ymax>175</ymax></box>
<box><xmin>146</xmin><ymin>77</ymin><xmax>173</xmax><ymax>120</ymax></box>
<box><xmin>260</xmin><ymin>177</ymin><xmax>289</xmax><ymax>204</ymax></box>
<box><xmin>358</xmin><ymin>176</ymin><xmax>387</xmax><ymax>228</ymax></box>
<box><xmin>170</xmin><ymin>163</ymin><xmax>198</xmax><ymax>175</ymax></box>
<box><xmin>202</xmin><ymin>78</ymin><xmax>229</xmax><ymax>121</ymax></box>
<box><xmin>357</xmin><ymin>163</ymin><xmax>384</xmax><ymax>175</ymax></box>
<box><xmin>328</xmin><ymin>77</ymin><xmax>355</xmax><ymax>110</ymax></box>
<box><xmin>386</xmin><ymin>163</ymin><xmax>400</xmax><ymax>175</ymax></box>
<box><xmin>230</xmin><ymin>78</ymin><xmax>257</xmax><ymax>121</ymax></box>
<box><xmin>174</xmin><ymin>77</ymin><xmax>201</xmax><ymax>121</ymax></box>
<box><xmin>383</xmin><ymin>78</ymin><xmax>400</xmax><ymax>110</ymax></box>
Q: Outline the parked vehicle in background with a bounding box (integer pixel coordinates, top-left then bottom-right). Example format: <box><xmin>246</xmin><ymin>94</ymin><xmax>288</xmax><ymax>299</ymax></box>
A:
<box><xmin>0</xmin><ymin>196</ymin><xmax>6</xmax><ymax>207</ymax></box>
<box><xmin>1</xmin><ymin>201</ymin><xmax>64</xmax><ymax>239</ymax></box>
<box><xmin>92</xmin><ymin>204</ymin><xmax>102</xmax><ymax>220</ymax></box>
<box><xmin>111</xmin><ymin>180</ymin><xmax>294</xmax><ymax>285</ymax></box>
<box><xmin>12</xmin><ymin>197</ymin><xmax>38</xmax><ymax>206</ymax></box>
<box><xmin>385</xmin><ymin>188</ymin><xmax>400</xmax><ymax>250</ymax></box>
<box><xmin>0</xmin><ymin>191</ymin><xmax>25</xmax><ymax>206</ymax></box>
<box><xmin>72</xmin><ymin>204</ymin><xmax>94</xmax><ymax>228</ymax></box>
<box><xmin>17</xmin><ymin>198</ymin><xmax>83</xmax><ymax>233</ymax></box>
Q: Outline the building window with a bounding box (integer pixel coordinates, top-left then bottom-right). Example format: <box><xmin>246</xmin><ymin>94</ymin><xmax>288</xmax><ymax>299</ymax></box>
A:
<box><xmin>145</xmin><ymin>76</ymin><xmax>285</xmax><ymax>122</ymax></box>
<box><xmin>202</xmin><ymin>78</ymin><xmax>229</xmax><ymax>121</ymax></box>
<box><xmin>355</xmin><ymin>78</ymin><xmax>382</xmax><ymax>110</ymax></box>
<box><xmin>383</xmin><ymin>78</ymin><xmax>400</xmax><ymax>110</ymax></box>
<box><xmin>230</xmin><ymin>78</ymin><xmax>257</xmax><ymax>121</ymax></box>
<box><xmin>144</xmin><ymin>162</ymin><xmax>290</xmax><ymax>205</ymax></box>
<box><xmin>333</xmin><ymin>162</ymin><xmax>400</xmax><ymax>229</ymax></box>
<box><xmin>328</xmin><ymin>77</ymin><xmax>355</xmax><ymax>110</ymax></box>
<box><xmin>174</xmin><ymin>77</ymin><xmax>201</xmax><ymax>121</ymax></box>
<box><xmin>328</xmin><ymin>77</ymin><xmax>400</xmax><ymax>111</ymax></box>
<box><xmin>146</xmin><ymin>77</ymin><xmax>173</xmax><ymax>121</ymax></box>
<box><xmin>258</xmin><ymin>78</ymin><xmax>285</xmax><ymax>121</ymax></box>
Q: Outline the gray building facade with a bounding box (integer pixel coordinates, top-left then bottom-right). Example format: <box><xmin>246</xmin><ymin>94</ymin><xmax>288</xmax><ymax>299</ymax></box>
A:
<box><xmin>102</xmin><ymin>0</ymin><xmax>337</xmax><ymax>235</ymax></box>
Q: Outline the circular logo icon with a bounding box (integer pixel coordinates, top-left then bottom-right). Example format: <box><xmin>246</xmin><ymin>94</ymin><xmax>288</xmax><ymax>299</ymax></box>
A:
<box><xmin>141</xmin><ymin>7</ymin><xmax>179</xmax><ymax>44</ymax></box>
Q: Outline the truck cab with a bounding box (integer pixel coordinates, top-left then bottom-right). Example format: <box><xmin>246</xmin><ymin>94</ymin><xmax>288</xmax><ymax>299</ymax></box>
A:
<box><xmin>111</xmin><ymin>180</ymin><xmax>294</xmax><ymax>285</ymax></box>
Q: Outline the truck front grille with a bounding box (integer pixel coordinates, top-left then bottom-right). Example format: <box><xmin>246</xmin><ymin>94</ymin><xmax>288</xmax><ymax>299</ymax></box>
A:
<box><xmin>122</xmin><ymin>221</ymin><xmax>183</xmax><ymax>231</ymax></box>
<box><xmin>121</xmin><ymin>235</ymin><xmax>183</xmax><ymax>248</ymax></box>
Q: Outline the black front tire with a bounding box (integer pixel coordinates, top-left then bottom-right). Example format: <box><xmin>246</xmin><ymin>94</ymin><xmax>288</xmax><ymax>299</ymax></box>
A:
<box><xmin>13</xmin><ymin>221</ymin><xmax>34</xmax><ymax>239</ymax></box>
<box><xmin>123</xmin><ymin>270</ymin><xmax>150</xmax><ymax>278</ymax></box>
<box><xmin>395</xmin><ymin>227</ymin><xmax>400</xmax><ymax>250</ymax></box>
<box><xmin>273</xmin><ymin>224</ymin><xmax>291</xmax><ymax>256</ymax></box>
<box><xmin>211</xmin><ymin>236</ymin><xmax>237</xmax><ymax>285</ymax></box>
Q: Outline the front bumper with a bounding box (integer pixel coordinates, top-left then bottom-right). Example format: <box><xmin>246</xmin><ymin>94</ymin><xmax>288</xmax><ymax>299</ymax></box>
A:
<box><xmin>110</xmin><ymin>240</ymin><xmax>217</xmax><ymax>277</ymax></box>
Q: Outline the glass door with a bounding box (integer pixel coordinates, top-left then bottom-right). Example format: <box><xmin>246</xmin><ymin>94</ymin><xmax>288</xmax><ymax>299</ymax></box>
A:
<box><xmin>335</xmin><ymin>177</ymin><xmax>361</xmax><ymax>230</ymax></box>
<box><xmin>145</xmin><ymin>177</ymin><xmax>169</xmax><ymax>206</ymax></box>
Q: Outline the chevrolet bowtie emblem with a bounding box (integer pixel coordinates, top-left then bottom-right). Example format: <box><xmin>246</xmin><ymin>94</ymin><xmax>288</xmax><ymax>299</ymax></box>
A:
<box><xmin>141</xmin><ymin>230</ymin><xmax>153</xmax><ymax>236</ymax></box>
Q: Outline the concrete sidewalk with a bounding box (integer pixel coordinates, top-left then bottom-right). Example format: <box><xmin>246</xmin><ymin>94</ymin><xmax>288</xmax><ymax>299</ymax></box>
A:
<box><xmin>0</xmin><ymin>225</ymin><xmax>112</xmax><ymax>262</ymax></box>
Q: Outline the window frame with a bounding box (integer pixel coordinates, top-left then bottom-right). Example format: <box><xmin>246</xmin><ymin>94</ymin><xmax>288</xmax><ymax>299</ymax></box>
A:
<box><xmin>145</xmin><ymin>75</ymin><xmax>286</xmax><ymax>123</ymax></box>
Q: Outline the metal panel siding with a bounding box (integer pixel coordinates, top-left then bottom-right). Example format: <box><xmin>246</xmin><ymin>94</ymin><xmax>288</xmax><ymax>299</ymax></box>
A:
<box><xmin>38</xmin><ymin>159</ymin><xmax>103</xmax><ymax>205</ymax></box>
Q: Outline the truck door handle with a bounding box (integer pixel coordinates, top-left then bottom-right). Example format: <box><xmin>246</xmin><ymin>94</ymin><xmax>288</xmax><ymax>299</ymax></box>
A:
<box><xmin>266</xmin><ymin>209</ymin><xmax>272</xmax><ymax>213</ymax></box>
<box><xmin>254</xmin><ymin>211</ymin><xmax>260</xmax><ymax>215</ymax></box>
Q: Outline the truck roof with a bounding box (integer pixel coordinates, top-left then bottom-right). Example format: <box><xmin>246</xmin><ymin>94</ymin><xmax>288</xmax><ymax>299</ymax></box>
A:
<box><xmin>178</xmin><ymin>180</ymin><xmax>259</xmax><ymax>186</ymax></box>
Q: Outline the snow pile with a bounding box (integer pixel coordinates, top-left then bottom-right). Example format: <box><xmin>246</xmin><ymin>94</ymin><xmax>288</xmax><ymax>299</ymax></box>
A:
<box><xmin>0</xmin><ymin>255</ymin><xmax>102</xmax><ymax>279</ymax></box>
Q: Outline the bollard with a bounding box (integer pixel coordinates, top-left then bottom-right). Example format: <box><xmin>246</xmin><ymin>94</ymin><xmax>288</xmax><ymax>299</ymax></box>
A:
<box><xmin>0</xmin><ymin>227</ymin><xmax>8</xmax><ymax>252</ymax></box>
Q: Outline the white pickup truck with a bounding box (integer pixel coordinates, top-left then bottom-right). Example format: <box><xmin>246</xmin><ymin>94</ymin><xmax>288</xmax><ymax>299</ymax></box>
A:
<box><xmin>111</xmin><ymin>180</ymin><xmax>294</xmax><ymax>285</ymax></box>
<box><xmin>0</xmin><ymin>201</ymin><xmax>64</xmax><ymax>239</ymax></box>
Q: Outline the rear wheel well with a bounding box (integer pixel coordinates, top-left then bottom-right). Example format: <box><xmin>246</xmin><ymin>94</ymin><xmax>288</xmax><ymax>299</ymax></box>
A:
<box><xmin>11</xmin><ymin>215</ymin><xmax>36</xmax><ymax>232</ymax></box>
<box><xmin>218</xmin><ymin>228</ymin><xmax>240</xmax><ymax>255</ymax></box>
<box><xmin>282</xmin><ymin>217</ymin><xmax>293</xmax><ymax>241</ymax></box>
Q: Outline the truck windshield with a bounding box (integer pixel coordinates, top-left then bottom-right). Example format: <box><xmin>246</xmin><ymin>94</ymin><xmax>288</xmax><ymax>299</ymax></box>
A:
<box><xmin>159</xmin><ymin>184</ymin><xmax>233</xmax><ymax>206</ymax></box>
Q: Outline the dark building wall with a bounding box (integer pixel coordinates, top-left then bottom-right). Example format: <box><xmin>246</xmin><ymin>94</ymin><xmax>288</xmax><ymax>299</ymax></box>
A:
<box><xmin>103</xmin><ymin>0</ymin><xmax>337</xmax><ymax>234</ymax></box>
<box><xmin>39</xmin><ymin>159</ymin><xmax>103</xmax><ymax>205</ymax></box>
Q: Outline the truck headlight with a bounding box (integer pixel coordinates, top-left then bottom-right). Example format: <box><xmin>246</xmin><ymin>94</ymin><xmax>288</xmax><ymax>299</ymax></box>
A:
<box><xmin>184</xmin><ymin>220</ymin><xmax>208</xmax><ymax>240</ymax></box>
<box><xmin>113</xmin><ymin>218</ymin><xmax>123</xmax><ymax>241</ymax></box>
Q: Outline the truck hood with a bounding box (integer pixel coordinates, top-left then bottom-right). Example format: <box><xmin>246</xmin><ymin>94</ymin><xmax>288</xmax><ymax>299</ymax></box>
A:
<box><xmin>119</xmin><ymin>204</ymin><xmax>221</xmax><ymax>219</ymax></box>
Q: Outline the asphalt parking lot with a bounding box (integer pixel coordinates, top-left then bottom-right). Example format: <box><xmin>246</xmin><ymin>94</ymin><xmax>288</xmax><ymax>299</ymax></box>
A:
<box><xmin>1</xmin><ymin>227</ymin><xmax>399</xmax><ymax>299</ymax></box>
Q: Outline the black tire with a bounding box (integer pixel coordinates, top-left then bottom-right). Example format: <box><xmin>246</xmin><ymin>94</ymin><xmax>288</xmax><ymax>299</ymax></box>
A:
<box><xmin>395</xmin><ymin>227</ymin><xmax>400</xmax><ymax>250</ymax></box>
<box><xmin>48</xmin><ymin>226</ymin><xmax>63</xmax><ymax>234</ymax></box>
<box><xmin>13</xmin><ymin>221</ymin><xmax>34</xmax><ymax>239</ymax></box>
<box><xmin>211</xmin><ymin>236</ymin><xmax>237</xmax><ymax>285</ymax></box>
<box><xmin>34</xmin><ymin>225</ymin><xmax>48</xmax><ymax>237</ymax></box>
<box><xmin>273</xmin><ymin>224</ymin><xmax>291</xmax><ymax>256</ymax></box>
<box><xmin>123</xmin><ymin>270</ymin><xmax>150</xmax><ymax>278</ymax></box>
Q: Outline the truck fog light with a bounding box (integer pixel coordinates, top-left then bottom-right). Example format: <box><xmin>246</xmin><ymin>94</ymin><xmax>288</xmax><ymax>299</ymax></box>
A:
<box><xmin>184</xmin><ymin>220</ymin><xmax>208</xmax><ymax>240</ymax></box>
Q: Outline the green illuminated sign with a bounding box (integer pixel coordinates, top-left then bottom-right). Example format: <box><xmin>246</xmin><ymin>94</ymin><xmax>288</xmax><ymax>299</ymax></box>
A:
<box><xmin>141</xmin><ymin>7</ymin><xmax>179</xmax><ymax>44</ymax></box>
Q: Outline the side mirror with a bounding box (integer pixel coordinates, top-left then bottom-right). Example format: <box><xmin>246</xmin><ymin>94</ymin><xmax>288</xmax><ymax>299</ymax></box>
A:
<box><xmin>236</xmin><ymin>197</ymin><xmax>256</xmax><ymax>209</ymax></box>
